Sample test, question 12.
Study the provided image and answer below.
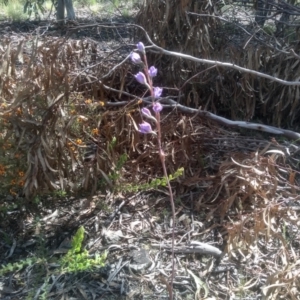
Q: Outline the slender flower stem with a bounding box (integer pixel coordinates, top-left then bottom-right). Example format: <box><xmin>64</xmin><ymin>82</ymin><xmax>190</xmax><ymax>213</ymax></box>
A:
<box><xmin>155</xmin><ymin>112</ymin><xmax>175</xmax><ymax>300</ymax></box>
<box><xmin>141</xmin><ymin>55</ymin><xmax>153</xmax><ymax>98</ymax></box>
<box><xmin>133</xmin><ymin>42</ymin><xmax>175</xmax><ymax>299</ymax></box>
<box><xmin>161</xmin><ymin>159</ymin><xmax>175</xmax><ymax>300</ymax></box>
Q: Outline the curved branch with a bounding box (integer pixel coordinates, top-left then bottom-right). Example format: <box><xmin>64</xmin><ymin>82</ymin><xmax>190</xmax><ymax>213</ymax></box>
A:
<box><xmin>132</xmin><ymin>24</ymin><xmax>300</xmax><ymax>86</ymax></box>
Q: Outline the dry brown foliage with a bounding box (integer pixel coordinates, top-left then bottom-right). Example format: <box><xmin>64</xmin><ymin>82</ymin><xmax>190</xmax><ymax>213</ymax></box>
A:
<box><xmin>0</xmin><ymin>22</ymin><xmax>299</xmax><ymax>298</ymax></box>
<box><xmin>136</xmin><ymin>0</ymin><xmax>300</xmax><ymax>128</ymax></box>
<box><xmin>0</xmin><ymin>34</ymin><xmax>134</xmax><ymax>197</ymax></box>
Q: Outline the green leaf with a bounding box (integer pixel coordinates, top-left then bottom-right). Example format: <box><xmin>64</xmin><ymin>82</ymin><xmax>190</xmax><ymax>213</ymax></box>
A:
<box><xmin>71</xmin><ymin>226</ymin><xmax>85</xmax><ymax>254</ymax></box>
<box><xmin>187</xmin><ymin>269</ymin><xmax>209</xmax><ymax>298</ymax></box>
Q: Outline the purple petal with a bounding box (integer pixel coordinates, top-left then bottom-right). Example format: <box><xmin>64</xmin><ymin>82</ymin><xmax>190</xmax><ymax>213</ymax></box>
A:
<box><xmin>139</xmin><ymin>121</ymin><xmax>152</xmax><ymax>134</ymax></box>
<box><xmin>141</xmin><ymin>107</ymin><xmax>152</xmax><ymax>117</ymax></box>
<box><xmin>141</xmin><ymin>107</ymin><xmax>157</xmax><ymax>122</ymax></box>
<box><xmin>137</xmin><ymin>42</ymin><xmax>145</xmax><ymax>53</ymax></box>
<box><xmin>153</xmin><ymin>102</ymin><xmax>163</xmax><ymax>113</ymax></box>
<box><xmin>148</xmin><ymin>66</ymin><xmax>157</xmax><ymax>77</ymax></box>
<box><xmin>131</xmin><ymin>52</ymin><xmax>142</xmax><ymax>64</ymax></box>
<box><xmin>153</xmin><ymin>87</ymin><xmax>163</xmax><ymax>99</ymax></box>
<box><xmin>134</xmin><ymin>72</ymin><xmax>147</xmax><ymax>85</ymax></box>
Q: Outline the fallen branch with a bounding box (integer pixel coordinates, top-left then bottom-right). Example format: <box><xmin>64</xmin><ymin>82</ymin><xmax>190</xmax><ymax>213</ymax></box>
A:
<box><xmin>135</xmin><ymin>24</ymin><xmax>300</xmax><ymax>87</ymax></box>
<box><xmin>102</xmin><ymin>97</ymin><xmax>300</xmax><ymax>140</ymax></box>
<box><xmin>158</xmin><ymin>98</ymin><xmax>300</xmax><ymax>140</ymax></box>
<box><xmin>103</xmin><ymin>95</ymin><xmax>300</xmax><ymax>140</ymax></box>
<box><xmin>152</xmin><ymin>241</ymin><xmax>222</xmax><ymax>257</ymax></box>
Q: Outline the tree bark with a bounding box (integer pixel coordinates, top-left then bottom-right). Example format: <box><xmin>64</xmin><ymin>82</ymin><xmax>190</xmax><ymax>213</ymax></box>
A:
<box><xmin>56</xmin><ymin>0</ymin><xmax>76</xmax><ymax>24</ymax></box>
<box><xmin>65</xmin><ymin>0</ymin><xmax>75</xmax><ymax>20</ymax></box>
<box><xmin>56</xmin><ymin>0</ymin><xmax>65</xmax><ymax>24</ymax></box>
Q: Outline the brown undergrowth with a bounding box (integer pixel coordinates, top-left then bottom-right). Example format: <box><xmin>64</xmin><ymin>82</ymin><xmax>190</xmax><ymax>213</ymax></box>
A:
<box><xmin>0</xmin><ymin>29</ymin><xmax>299</xmax><ymax>299</ymax></box>
<box><xmin>136</xmin><ymin>0</ymin><xmax>300</xmax><ymax>128</ymax></box>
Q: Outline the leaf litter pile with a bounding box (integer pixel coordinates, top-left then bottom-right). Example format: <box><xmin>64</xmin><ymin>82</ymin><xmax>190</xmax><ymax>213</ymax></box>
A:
<box><xmin>0</xmin><ymin>19</ymin><xmax>300</xmax><ymax>300</ymax></box>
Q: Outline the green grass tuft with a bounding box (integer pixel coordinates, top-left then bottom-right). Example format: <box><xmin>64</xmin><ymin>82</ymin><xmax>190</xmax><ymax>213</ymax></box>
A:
<box><xmin>1</xmin><ymin>0</ymin><xmax>27</xmax><ymax>21</ymax></box>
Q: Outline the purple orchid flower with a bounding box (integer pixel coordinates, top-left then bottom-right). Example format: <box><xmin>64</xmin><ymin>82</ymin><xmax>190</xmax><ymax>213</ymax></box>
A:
<box><xmin>139</xmin><ymin>121</ymin><xmax>153</xmax><ymax>134</ymax></box>
<box><xmin>148</xmin><ymin>66</ymin><xmax>157</xmax><ymax>77</ymax></box>
<box><xmin>153</xmin><ymin>87</ymin><xmax>163</xmax><ymax>99</ymax></box>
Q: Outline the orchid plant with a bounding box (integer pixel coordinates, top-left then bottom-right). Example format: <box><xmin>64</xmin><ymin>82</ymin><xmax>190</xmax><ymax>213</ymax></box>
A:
<box><xmin>130</xmin><ymin>42</ymin><xmax>176</xmax><ymax>299</ymax></box>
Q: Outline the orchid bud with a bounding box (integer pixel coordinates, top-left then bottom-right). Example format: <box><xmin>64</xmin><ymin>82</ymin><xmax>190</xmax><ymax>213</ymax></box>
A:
<box><xmin>137</xmin><ymin>42</ymin><xmax>145</xmax><ymax>53</ymax></box>
<box><xmin>153</xmin><ymin>102</ymin><xmax>163</xmax><ymax>113</ymax></box>
<box><xmin>141</xmin><ymin>107</ymin><xmax>157</xmax><ymax>122</ymax></box>
<box><xmin>153</xmin><ymin>87</ymin><xmax>163</xmax><ymax>99</ymax></box>
<box><xmin>148</xmin><ymin>66</ymin><xmax>157</xmax><ymax>77</ymax></box>
<box><xmin>141</xmin><ymin>107</ymin><xmax>152</xmax><ymax>117</ymax></box>
<box><xmin>131</xmin><ymin>52</ymin><xmax>142</xmax><ymax>64</ymax></box>
<box><xmin>134</xmin><ymin>72</ymin><xmax>147</xmax><ymax>85</ymax></box>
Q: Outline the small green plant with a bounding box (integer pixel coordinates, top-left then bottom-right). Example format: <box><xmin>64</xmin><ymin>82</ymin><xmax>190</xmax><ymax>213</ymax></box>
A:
<box><xmin>60</xmin><ymin>226</ymin><xmax>107</xmax><ymax>272</ymax></box>
<box><xmin>109</xmin><ymin>153</ymin><xmax>127</xmax><ymax>182</ymax></box>
<box><xmin>116</xmin><ymin>153</ymin><xmax>127</xmax><ymax>170</ymax></box>
<box><xmin>53</xmin><ymin>189</ymin><xmax>67</xmax><ymax>198</ymax></box>
<box><xmin>36</xmin><ymin>279</ymin><xmax>51</xmax><ymax>300</ymax></box>
<box><xmin>0</xmin><ymin>226</ymin><xmax>107</xmax><ymax>277</ymax></box>
<box><xmin>123</xmin><ymin>167</ymin><xmax>184</xmax><ymax>192</ymax></box>
<box><xmin>0</xmin><ymin>257</ymin><xmax>44</xmax><ymax>276</ymax></box>
<box><xmin>108</xmin><ymin>136</ymin><xmax>117</xmax><ymax>152</ymax></box>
